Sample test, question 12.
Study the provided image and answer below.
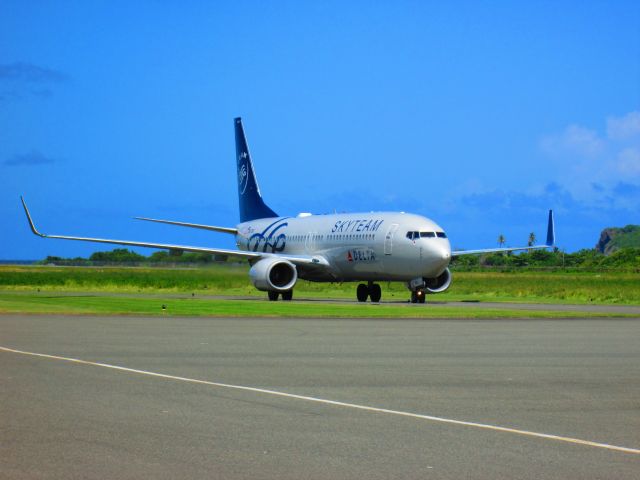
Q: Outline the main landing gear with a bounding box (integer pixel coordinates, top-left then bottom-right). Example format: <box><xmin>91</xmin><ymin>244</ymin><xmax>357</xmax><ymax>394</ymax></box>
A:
<box><xmin>267</xmin><ymin>290</ymin><xmax>293</xmax><ymax>301</ymax></box>
<box><xmin>410</xmin><ymin>289</ymin><xmax>426</xmax><ymax>304</ymax></box>
<box><xmin>356</xmin><ymin>282</ymin><xmax>382</xmax><ymax>303</ymax></box>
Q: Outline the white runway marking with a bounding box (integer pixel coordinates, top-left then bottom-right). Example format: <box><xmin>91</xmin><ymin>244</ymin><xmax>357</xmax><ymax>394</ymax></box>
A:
<box><xmin>2</xmin><ymin>345</ymin><xmax>639</xmax><ymax>455</ymax></box>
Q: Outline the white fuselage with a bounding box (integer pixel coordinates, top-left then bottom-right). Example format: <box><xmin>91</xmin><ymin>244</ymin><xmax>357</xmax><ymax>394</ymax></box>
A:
<box><xmin>235</xmin><ymin>212</ymin><xmax>451</xmax><ymax>282</ymax></box>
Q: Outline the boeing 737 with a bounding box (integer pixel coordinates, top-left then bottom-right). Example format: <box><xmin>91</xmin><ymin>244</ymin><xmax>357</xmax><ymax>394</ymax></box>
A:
<box><xmin>21</xmin><ymin>117</ymin><xmax>555</xmax><ymax>303</ymax></box>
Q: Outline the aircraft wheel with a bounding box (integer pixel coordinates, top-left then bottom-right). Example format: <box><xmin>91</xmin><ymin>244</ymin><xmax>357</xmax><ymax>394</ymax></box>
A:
<box><xmin>267</xmin><ymin>291</ymin><xmax>279</xmax><ymax>301</ymax></box>
<box><xmin>369</xmin><ymin>283</ymin><xmax>382</xmax><ymax>302</ymax></box>
<box><xmin>356</xmin><ymin>284</ymin><xmax>369</xmax><ymax>302</ymax></box>
<box><xmin>282</xmin><ymin>290</ymin><xmax>293</xmax><ymax>301</ymax></box>
<box><xmin>417</xmin><ymin>289</ymin><xmax>426</xmax><ymax>304</ymax></box>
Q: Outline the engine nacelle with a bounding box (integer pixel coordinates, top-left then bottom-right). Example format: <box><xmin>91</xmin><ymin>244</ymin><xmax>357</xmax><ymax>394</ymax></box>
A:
<box><xmin>424</xmin><ymin>268</ymin><xmax>452</xmax><ymax>294</ymax></box>
<box><xmin>249</xmin><ymin>257</ymin><xmax>298</xmax><ymax>292</ymax></box>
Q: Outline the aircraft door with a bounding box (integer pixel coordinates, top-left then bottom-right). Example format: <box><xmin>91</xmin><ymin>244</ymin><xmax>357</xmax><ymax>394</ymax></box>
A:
<box><xmin>384</xmin><ymin>223</ymin><xmax>399</xmax><ymax>255</ymax></box>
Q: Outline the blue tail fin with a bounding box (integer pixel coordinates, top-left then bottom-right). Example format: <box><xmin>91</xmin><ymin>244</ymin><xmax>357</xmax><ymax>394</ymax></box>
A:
<box><xmin>234</xmin><ymin>117</ymin><xmax>278</xmax><ymax>222</ymax></box>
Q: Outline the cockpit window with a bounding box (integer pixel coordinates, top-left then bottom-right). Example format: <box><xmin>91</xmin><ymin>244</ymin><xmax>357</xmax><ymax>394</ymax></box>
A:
<box><xmin>409</xmin><ymin>231</ymin><xmax>446</xmax><ymax>239</ymax></box>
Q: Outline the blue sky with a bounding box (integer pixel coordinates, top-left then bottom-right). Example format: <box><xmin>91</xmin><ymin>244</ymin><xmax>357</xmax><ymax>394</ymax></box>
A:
<box><xmin>2</xmin><ymin>1</ymin><xmax>639</xmax><ymax>259</ymax></box>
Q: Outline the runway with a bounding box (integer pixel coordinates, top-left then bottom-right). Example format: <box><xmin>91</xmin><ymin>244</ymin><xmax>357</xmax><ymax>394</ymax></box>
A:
<box><xmin>2</xmin><ymin>315</ymin><xmax>639</xmax><ymax>479</ymax></box>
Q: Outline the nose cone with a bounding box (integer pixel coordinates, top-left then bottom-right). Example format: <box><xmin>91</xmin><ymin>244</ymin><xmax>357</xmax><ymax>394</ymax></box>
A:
<box><xmin>422</xmin><ymin>241</ymin><xmax>452</xmax><ymax>276</ymax></box>
<box><xmin>436</xmin><ymin>237</ymin><xmax>452</xmax><ymax>262</ymax></box>
<box><xmin>437</xmin><ymin>244</ymin><xmax>451</xmax><ymax>265</ymax></box>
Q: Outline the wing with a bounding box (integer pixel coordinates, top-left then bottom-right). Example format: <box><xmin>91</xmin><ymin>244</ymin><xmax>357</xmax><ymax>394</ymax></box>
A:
<box><xmin>134</xmin><ymin>216</ymin><xmax>238</xmax><ymax>234</ymax></box>
<box><xmin>21</xmin><ymin>197</ymin><xmax>328</xmax><ymax>267</ymax></box>
<box><xmin>452</xmin><ymin>210</ymin><xmax>555</xmax><ymax>257</ymax></box>
<box><xmin>453</xmin><ymin>245</ymin><xmax>549</xmax><ymax>256</ymax></box>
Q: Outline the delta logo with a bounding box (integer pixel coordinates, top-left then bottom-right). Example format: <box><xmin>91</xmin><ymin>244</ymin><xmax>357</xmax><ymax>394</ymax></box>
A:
<box><xmin>347</xmin><ymin>249</ymin><xmax>376</xmax><ymax>262</ymax></box>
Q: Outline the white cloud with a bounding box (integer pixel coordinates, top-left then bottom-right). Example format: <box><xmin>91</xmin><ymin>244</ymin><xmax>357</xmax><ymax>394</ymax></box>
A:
<box><xmin>607</xmin><ymin>111</ymin><xmax>640</xmax><ymax>140</ymax></box>
<box><xmin>540</xmin><ymin>124</ymin><xmax>605</xmax><ymax>158</ymax></box>
<box><xmin>538</xmin><ymin>111</ymin><xmax>640</xmax><ymax>207</ymax></box>
<box><xmin>616</xmin><ymin>147</ymin><xmax>640</xmax><ymax>175</ymax></box>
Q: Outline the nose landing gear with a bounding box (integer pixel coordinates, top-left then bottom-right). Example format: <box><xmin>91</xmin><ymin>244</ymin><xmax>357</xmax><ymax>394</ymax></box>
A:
<box><xmin>356</xmin><ymin>282</ymin><xmax>382</xmax><ymax>303</ymax></box>
<box><xmin>408</xmin><ymin>277</ymin><xmax>427</xmax><ymax>304</ymax></box>
<box><xmin>410</xmin><ymin>289</ymin><xmax>426</xmax><ymax>304</ymax></box>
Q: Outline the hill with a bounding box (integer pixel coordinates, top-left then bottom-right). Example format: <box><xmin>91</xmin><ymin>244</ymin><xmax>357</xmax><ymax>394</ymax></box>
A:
<box><xmin>596</xmin><ymin>225</ymin><xmax>640</xmax><ymax>255</ymax></box>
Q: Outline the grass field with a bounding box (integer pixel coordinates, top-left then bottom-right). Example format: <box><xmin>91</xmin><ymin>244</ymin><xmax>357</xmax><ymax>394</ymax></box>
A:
<box><xmin>1</xmin><ymin>265</ymin><xmax>638</xmax><ymax>304</ymax></box>
<box><xmin>0</xmin><ymin>292</ymin><xmax>635</xmax><ymax>319</ymax></box>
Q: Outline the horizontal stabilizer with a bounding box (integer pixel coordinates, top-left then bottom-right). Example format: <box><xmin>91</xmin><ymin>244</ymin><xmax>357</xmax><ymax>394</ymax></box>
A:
<box><xmin>135</xmin><ymin>217</ymin><xmax>238</xmax><ymax>234</ymax></box>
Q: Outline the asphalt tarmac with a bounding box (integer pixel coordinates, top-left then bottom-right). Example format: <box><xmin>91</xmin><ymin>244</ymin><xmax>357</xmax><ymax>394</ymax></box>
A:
<box><xmin>1</xmin><ymin>314</ymin><xmax>639</xmax><ymax>479</ymax></box>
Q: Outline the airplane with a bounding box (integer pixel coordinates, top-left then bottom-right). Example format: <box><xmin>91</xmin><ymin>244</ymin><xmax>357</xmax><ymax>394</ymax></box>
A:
<box><xmin>21</xmin><ymin>117</ymin><xmax>555</xmax><ymax>303</ymax></box>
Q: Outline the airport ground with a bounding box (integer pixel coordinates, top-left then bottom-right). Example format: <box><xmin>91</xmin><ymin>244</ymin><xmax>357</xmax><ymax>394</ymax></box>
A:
<box><xmin>1</xmin><ymin>314</ymin><xmax>639</xmax><ymax>479</ymax></box>
<box><xmin>1</xmin><ymin>265</ymin><xmax>639</xmax><ymax>477</ymax></box>
<box><xmin>2</xmin><ymin>291</ymin><xmax>640</xmax><ymax>319</ymax></box>
<box><xmin>1</xmin><ymin>265</ymin><xmax>639</xmax><ymax>305</ymax></box>
<box><xmin>1</xmin><ymin>265</ymin><xmax>639</xmax><ymax>319</ymax></box>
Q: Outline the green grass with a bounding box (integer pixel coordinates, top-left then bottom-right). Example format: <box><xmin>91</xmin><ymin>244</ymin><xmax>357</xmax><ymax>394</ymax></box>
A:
<box><xmin>0</xmin><ymin>293</ymin><xmax>634</xmax><ymax>319</ymax></box>
<box><xmin>1</xmin><ymin>265</ymin><xmax>638</xmax><ymax>304</ymax></box>
<box><xmin>437</xmin><ymin>271</ymin><xmax>640</xmax><ymax>304</ymax></box>
<box><xmin>0</xmin><ymin>264</ymin><xmax>251</xmax><ymax>293</ymax></box>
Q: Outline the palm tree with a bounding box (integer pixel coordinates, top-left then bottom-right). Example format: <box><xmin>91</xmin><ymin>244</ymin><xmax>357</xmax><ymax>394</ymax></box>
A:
<box><xmin>498</xmin><ymin>234</ymin><xmax>505</xmax><ymax>247</ymax></box>
<box><xmin>528</xmin><ymin>232</ymin><xmax>536</xmax><ymax>247</ymax></box>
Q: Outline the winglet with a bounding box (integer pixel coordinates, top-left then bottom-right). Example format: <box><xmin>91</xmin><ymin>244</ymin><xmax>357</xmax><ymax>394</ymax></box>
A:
<box><xmin>545</xmin><ymin>209</ymin><xmax>555</xmax><ymax>246</ymax></box>
<box><xmin>20</xmin><ymin>196</ymin><xmax>46</xmax><ymax>237</ymax></box>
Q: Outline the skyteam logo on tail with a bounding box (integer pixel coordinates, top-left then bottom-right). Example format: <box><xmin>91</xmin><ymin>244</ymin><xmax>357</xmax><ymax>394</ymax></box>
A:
<box><xmin>238</xmin><ymin>152</ymin><xmax>249</xmax><ymax>195</ymax></box>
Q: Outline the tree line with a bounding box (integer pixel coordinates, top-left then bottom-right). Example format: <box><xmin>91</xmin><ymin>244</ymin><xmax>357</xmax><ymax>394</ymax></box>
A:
<box><xmin>38</xmin><ymin>246</ymin><xmax>639</xmax><ymax>270</ymax></box>
<box><xmin>452</xmin><ymin>247</ymin><xmax>639</xmax><ymax>270</ymax></box>
<box><xmin>39</xmin><ymin>248</ymin><xmax>230</xmax><ymax>266</ymax></box>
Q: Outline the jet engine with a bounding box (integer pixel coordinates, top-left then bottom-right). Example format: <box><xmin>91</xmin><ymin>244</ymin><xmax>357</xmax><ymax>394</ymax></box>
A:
<box><xmin>424</xmin><ymin>268</ymin><xmax>452</xmax><ymax>294</ymax></box>
<box><xmin>249</xmin><ymin>257</ymin><xmax>298</xmax><ymax>292</ymax></box>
